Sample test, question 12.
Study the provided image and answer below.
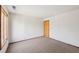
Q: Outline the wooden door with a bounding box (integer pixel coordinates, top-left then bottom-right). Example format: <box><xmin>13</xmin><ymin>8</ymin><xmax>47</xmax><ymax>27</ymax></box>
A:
<box><xmin>44</xmin><ymin>20</ymin><xmax>49</xmax><ymax>37</ymax></box>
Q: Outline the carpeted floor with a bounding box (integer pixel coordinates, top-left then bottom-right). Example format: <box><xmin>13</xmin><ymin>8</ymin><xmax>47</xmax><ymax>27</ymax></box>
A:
<box><xmin>7</xmin><ymin>37</ymin><xmax>79</xmax><ymax>53</ymax></box>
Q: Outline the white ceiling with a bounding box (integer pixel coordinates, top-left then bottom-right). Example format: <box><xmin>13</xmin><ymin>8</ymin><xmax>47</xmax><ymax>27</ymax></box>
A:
<box><xmin>6</xmin><ymin>5</ymin><xmax>79</xmax><ymax>18</ymax></box>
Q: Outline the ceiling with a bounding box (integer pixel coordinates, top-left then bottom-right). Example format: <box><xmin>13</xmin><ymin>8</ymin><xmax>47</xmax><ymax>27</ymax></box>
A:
<box><xmin>6</xmin><ymin>5</ymin><xmax>79</xmax><ymax>18</ymax></box>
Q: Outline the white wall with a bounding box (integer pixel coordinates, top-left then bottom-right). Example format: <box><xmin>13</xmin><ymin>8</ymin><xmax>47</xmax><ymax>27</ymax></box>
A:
<box><xmin>50</xmin><ymin>9</ymin><xmax>79</xmax><ymax>47</ymax></box>
<box><xmin>10</xmin><ymin>13</ymin><xmax>43</xmax><ymax>43</ymax></box>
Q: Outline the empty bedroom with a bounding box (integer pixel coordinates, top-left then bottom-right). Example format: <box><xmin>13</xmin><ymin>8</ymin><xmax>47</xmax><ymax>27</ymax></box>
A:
<box><xmin>0</xmin><ymin>5</ymin><xmax>79</xmax><ymax>53</ymax></box>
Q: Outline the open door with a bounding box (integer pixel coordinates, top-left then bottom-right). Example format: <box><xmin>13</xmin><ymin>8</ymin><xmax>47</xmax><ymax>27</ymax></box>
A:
<box><xmin>44</xmin><ymin>20</ymin><xmax>49</xmax><ymax>37</ymax></box>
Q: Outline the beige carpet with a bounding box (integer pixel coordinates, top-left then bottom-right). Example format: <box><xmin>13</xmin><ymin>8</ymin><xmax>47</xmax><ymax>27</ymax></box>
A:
<box><xmin>7</xmin><ymin>37</ymin><xmax>79</xmax><ymax>53</ymax></box>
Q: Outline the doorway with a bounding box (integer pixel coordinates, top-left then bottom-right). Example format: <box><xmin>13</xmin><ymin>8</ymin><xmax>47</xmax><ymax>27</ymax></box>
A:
<box><xmin>44</xmin><ymin>20</ymin><xmax>49</xmax><ymax>37</ymax></box>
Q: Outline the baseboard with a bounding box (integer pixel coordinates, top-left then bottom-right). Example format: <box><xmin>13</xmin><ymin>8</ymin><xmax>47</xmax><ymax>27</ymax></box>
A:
<box><xmin>9</xmin><ymin>36</ymin><xmax>79</xmax><ymax>49</ymax></box>
<box><xmin>10</xmin><ymin>36</ymin><xmax>43</xmax><ymax>44</ymax></box>
<box><xmin>49</xmin><ymin>37</ymin><xmax>79</xmax><ymax>48</ymax></box>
